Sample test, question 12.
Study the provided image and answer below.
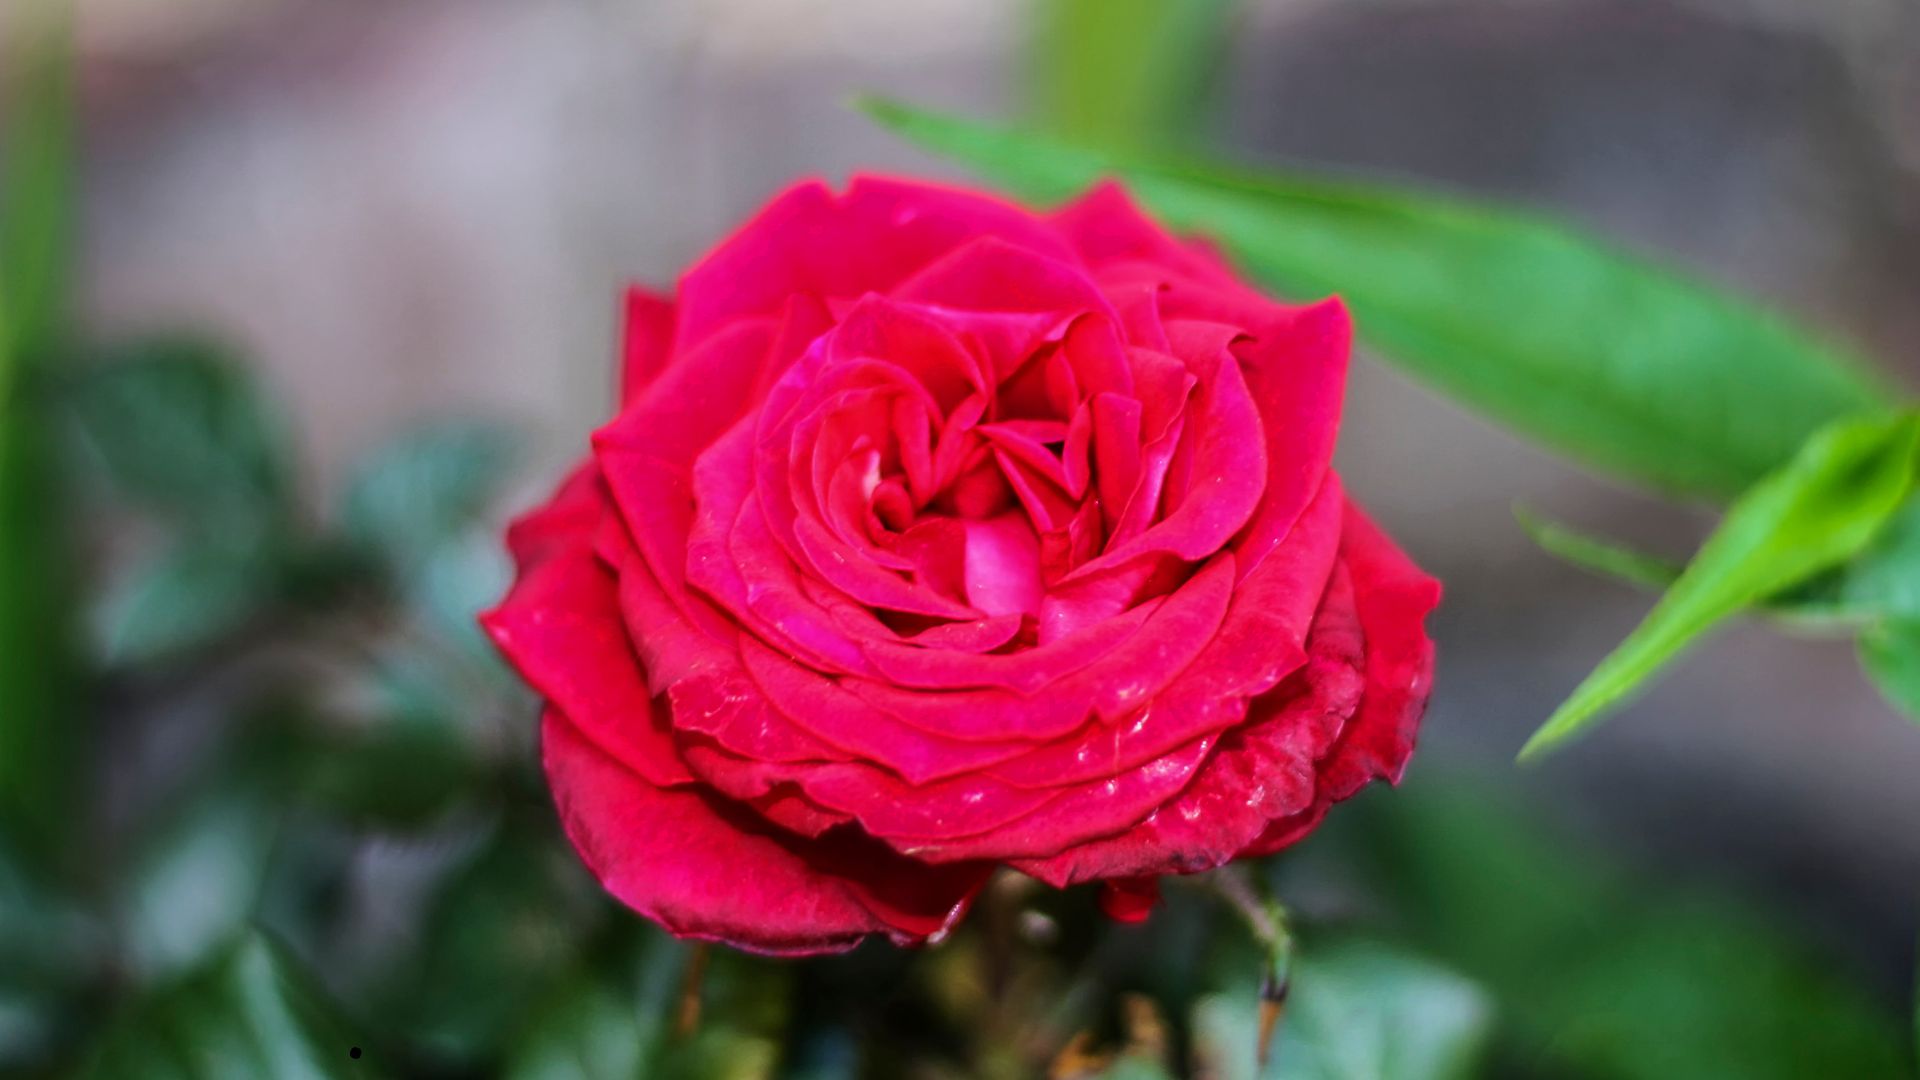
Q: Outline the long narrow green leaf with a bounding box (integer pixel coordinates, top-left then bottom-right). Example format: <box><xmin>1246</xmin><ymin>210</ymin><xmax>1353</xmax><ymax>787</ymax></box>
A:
<box><xmin>0</xmin><ymin>2</ymin><xmax>78</xmax><ymax>867</ymax></box>
<box><xmin>860</xmin><ymin>99</ymin><xmax>1891</xmax><ymax>500</ymax></box>
<box><xmin>1515</xmin><ymin>505</ymin><xmax>1872</xmax><ymax>632</ymax></box>
<box><xmin>1520</xmin><ymin>413</ymin><xmax>1920</xmax><ymax>761</ymax></box>
<box><xmin>1030</xmin><ymin>0</ymin><xmax>1235</xmax><ymax>152</ymax></box>
<box><xmin>1513</xmin><ymin>504</ymin><xmax>1683</xmax><ymax>591</ymax></box>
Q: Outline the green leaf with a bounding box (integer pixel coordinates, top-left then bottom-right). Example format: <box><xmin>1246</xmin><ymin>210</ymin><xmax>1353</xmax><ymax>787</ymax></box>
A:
<box><xmin>860</xmin><ymin>100</ymin><xmax>1891</xmax><ymax>500</ymax></box>
<box><xmin>1816</xmin><ymin>494</ymin><xmax>1920</xmax><ymax>623</ymax></box>
<box><xmin>1860</xmin><ymin>620</ymin><xmax>1920</xmax><ymax>727</ymax></box>
<box><xmin>1514</xmin><ymin>504</ymin><xmax>1684</xmax><ymax>591</ymax></box>
<box><xmin>374</xmin><ymin>821</ymin><xmax>598</xmax><ymax>1067</ymax></box>
<box><xmin>299</xmin><ymin>701</ymin><xmax>481</xmax><ymax>829</ymax></box>
<box><xmin>1030</xmin><ymin>0</ymin><xmax>1235</xmax><ymax>152</ymax></box>
<box><xmin>91</xmin><ymin>541</ymin><xmax>276</xmax><ymax>665</ymax></box>
<box><xmin>65</xmin><ymin>337</ymin><xmax>292</xmax><ymax>529</ymax></box>
<box><xmin>1192</xmin><ymin>941</ymin><xmax>1492</xmax><ymax>1080</ymax></box>
<box><xmin>1</xmin><ymin>2</ymin><xmax>72</xmax><ymax>367</ymax></box>
<box><xmin>0</xmin><ymin>837</ymin><xmax>100</xmax><ymax>1071</ymax></box>
<box><xmin>117</xmin><ymin>754</ymin><xmax>287</xmax><ymax>984</ymax></box>
<box><xmin>340</xmin><ymin>418</ymin><xmax>516</xmax><ymax>576</ymax></box>
<box><xmin>0</xmin><ymin>2</ymin><xmax>80</xmax><ymax>871</ymax></box>
<box><xmin>86</xmin><ymin>931</ymin><xmax>380</xmax><ymax>1079</ymax></box>
<box><xmin>408</xmin><ymin>528</ymin><xmax>516</xmax><ymax>665</ymax></box>
<box><xmin>1520</xmin><ymin>412</ymin><xmax>1920</xmax><ymax>761</ymax></box>
<box><xmin>1515</xmin><ymin>505</ymin><xmax>1884</xmax><ymax>632</ymax></box>
<box><xmin>503</xmin><ymin>931</ymin><xmax>689</xmax><ymax>1080</ymax></box>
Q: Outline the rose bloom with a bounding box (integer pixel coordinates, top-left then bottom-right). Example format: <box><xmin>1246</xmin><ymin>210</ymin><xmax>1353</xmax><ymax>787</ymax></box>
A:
<box><xmin>482</xmin><ymin>177</ymin><xmax>1438</xmax><ymax>954</ymax></box>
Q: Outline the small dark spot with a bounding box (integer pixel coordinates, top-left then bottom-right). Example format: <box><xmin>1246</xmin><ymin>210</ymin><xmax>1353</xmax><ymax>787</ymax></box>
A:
<box><xmin>349</xmin><ymin>1047</ymin><xmax>362</xmax><ymax>1060</ymax></box>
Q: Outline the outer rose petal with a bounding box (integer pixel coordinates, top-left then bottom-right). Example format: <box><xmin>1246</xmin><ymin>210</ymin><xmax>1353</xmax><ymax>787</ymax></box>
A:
<box><xmin>544</xmin><ymin>709</ymin><xmax>990</xmax><ymax>955</ymax></box>
<box><xmin>1229</xmin><ymin>502</ymin><xmax>1439</xmax><ymax>863</ymax></box>
<box><xmin>1298</xmin><ymin>502</ymin><xmax>1441</xmax><ymax>801</ymax></box>
<box><xmin>619</xmin><ymin>287</ymin><xmax>676</xmax><ymax>403</ymax></box>
<box><xmin>673</xmin><ymin>177</ymin><xmax>1080</xmax><ymax>352</ymax></box>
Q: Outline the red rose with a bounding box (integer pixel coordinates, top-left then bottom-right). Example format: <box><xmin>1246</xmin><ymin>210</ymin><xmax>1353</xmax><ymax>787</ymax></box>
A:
<box><xmin>482</xmin><ymin>177</ymin><xmax>1438</xmax><ymax>954</ymax></box>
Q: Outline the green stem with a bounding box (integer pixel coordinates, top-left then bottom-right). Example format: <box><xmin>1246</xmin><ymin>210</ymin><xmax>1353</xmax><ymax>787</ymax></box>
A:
<box><xmin>1209</xmin><ymin>865</ymin><xmax>1294</xmax><ymax>1064</ymax></box>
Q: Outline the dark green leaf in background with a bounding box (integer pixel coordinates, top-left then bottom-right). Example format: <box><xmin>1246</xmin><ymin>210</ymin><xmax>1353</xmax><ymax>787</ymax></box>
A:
<box><xmin>372</xmin><ymin>820</ymin><xmax>601</xmax><ymax>1068</ymax></box>
<box><xmin>861</xmin><ymin>100</ymin><xmax>1891</xmax><ymax>500</ymax></box>
<box><xmin>1521</xmin><ymin>412</ymin><xmax>1920</xmax><ymax>760</ymax></box>
<box><xmin>502</xmin><ymin>930</ymin><xmax>689</xmax><ymax>1080</ymax></box>
<box><xmin>65</xmin><ymin>337</ymin><xmax>293</xmax><ymax>533</ymax></box>
<box><xmin>117</xmin><ymin>748</ymin><xmax>289</xmax><ymax>985</ymax></box>
<box><xmin>341</xmin><ymin>418</ymin><xmax>518</xmax><ymax>667</ymax></box>
<box><xmin>341</xmin><ymin>418</ymin><xmax>516</xmax><ymax>576</ymax></box>
<box><xmin>91</xmin><ymin>541</ymin><xmax>278</xmax><ymax>666</ymax></box>
<box><xmin>86</xmin><ymin>932</ymin><xmax>380</xmax><ymax>1080</ymax></box>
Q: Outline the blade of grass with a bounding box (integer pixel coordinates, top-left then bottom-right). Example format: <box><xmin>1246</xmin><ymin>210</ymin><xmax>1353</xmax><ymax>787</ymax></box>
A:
<box><xmin>0</xmin><ymin>2</ymin><xmax>79</xmax><ymax>866</ymax></box>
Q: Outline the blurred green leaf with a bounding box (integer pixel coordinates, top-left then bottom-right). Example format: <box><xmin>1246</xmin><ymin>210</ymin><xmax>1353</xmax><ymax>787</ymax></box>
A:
<box><xmin>1818</xmin><ymin>495</ymin><xmax>1920</xmax><ymax>623</ymax></box>
<box><xmin>91</xmin><ymin>541</ymin><xmax>276</xmax><ymax>665</ymax></box>
<box><xmin>1030</xmin><ymin>0</ymin><xmax>1234</xmax><ymax>151</ymax></box>
<box><xmin>341</xmin><ymin>418</ymin><xmax>516</xmax><ymax>576</ymax></box>
<box><xmin>1514</xmin><ymin>504</ymin><xmax>1683</xmax><ymax>591</ymax></box>
<box><xmin>0</xmin><ymin>838</ymin><xmax>100</xmax><ymax>1071</ymax></box>
<box><xmin>1192</xmin><ymin>941</ymin><xmax>1492</xmax><ymax>1080</ymax></box>
<box><xmin>377</xmin><ymin>820</ymin><xmax>597</xmax><ymax>1066</ymax></box>
<box><xmin>1515</xmin><ymin>505</ymin><xmax>1897</xmax><ymax>637</ymax></box>
<box><xmin>0</xmin><ymin>0</ymin><xmax>80</xmax><ymax>871</ymax></box>
<box><xmin>66</xmin><ymin>337</ymin><xmax>292</xmax><ymax>530</ymax></box>
<box><xmin>861</xmin><ymin>99</ymin><xmax>1891</xmax><ymax>500</ymax></box>
<box><xmin>86</xmin><ymin>931</ymin><xmax>379</xmax><ymax>1079</ymax></box>
<box><xmin>1522</xmin><ymin>412</ymin><xmax>1920</xmax><ymax>760</ymax></box>
<box><xmin>503</xmin><ymin>930</ymin><xmax>689</xmax><ymax>1080</ymax></box>
<box><xmin>300</xmin><ymin>705</ymin><xmax>481</xmax><ymax>828</ymax></box>
<box><xmin>117</xmin><ymin>753</ymin><xmax>287</xmax><ymax>984</ymax></box>
<box><xmin>1860</xmin><ymin>620</ymin><xmax>1920</xmax><ymax>727</ymax></box>
<box><xmin>411</xmin><ymin>528</ymin><xmax>516</xmax><ymax>664</ymax></box>
<box><xmin>1342</xmin><ymin>779</ymin><xmax>1912</xmax><ymax>1080</ymax></box>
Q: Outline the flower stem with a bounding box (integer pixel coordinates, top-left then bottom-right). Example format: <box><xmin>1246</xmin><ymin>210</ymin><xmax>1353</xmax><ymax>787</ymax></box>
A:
<box><xmin>1208</xmin><ymin>865</ymin><xmax>1293</xmax><ymax>1065</ymax></box>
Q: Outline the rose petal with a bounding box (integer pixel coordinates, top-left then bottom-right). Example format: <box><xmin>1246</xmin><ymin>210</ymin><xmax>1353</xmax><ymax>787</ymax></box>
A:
<box><xmin>544</xmin><ymin>709</ymin><xmax>988</xmax><ymax>954</ymax></box>
<box><xmin>619</xmin><ymin>287</ymin><xmax>677</xmax><ymax>403</ymax></box>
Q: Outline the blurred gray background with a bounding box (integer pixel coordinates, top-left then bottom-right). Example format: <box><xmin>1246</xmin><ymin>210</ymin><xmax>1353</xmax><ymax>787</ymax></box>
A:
<box><xmin>55</xmin><ymin>0</ymin><xmax>1920</xmax><ymax>990</ymax></box>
